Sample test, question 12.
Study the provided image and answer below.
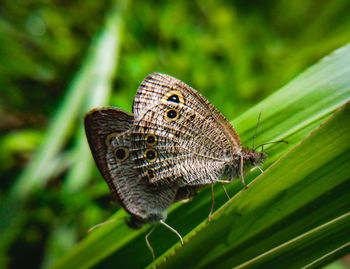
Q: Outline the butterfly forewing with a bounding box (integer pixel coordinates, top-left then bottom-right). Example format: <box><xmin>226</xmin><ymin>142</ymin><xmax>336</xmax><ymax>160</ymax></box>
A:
<box><xmin>131</xmin><ymin>73</ymin><xmax>242</xmax><ymax>186</ymax></box>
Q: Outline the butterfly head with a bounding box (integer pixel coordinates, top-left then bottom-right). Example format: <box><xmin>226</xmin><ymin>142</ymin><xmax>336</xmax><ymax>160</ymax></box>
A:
<box><xmin>242</xmin><ymin>147</ymin><xmax>266</xmax><ymax>167</ymax></box>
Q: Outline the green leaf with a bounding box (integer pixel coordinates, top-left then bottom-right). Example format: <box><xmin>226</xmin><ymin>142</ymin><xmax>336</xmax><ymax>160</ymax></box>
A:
<box><xmin>0</xmin><ymin>1</ymin><xmax>127</xmax><ymax>267</ymax></box>
<box><xmin>235</xmin><ymin>213</ymin><xmax>350</xmax><ymax>269</ymax></box>
<box><xmin>154</xmin><ymin>101</ymin><xmax>350</xmax><ymax>269</ymax></box>
<box><xmin>12</xmin><ymin>1</ymin><xmax>125</xmax><ymax>198</ymax></box>
<box><xmin>51</xmin><ymin>42</ymin><xmax>350</xmax><ymax>268</ymax></box>
<box><xmin>62</xmin><ymin>0</ymin><xmax>125</xmax><ymax>193</ymax></box>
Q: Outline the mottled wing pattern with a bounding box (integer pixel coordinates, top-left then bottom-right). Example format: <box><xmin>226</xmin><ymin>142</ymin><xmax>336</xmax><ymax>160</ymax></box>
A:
<box><xmin>84</xmin><ymin>108</ymin><xmax>179</xmax><ymax>222</ymax></box>
<box><xmin>131</xmin><ymin>72</ymin><xmax>242</xmax><ymax>186</ymax></box>
<box><xmin>84</xmin><ymin>107</ymin><xmax>134</xmax><ymax>201</ymax></box>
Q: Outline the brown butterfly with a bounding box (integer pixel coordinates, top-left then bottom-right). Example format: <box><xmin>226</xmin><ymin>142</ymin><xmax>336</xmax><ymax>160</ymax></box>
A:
<box><xmin>131</xmin><ymin>72</ymin><xmax>265</xmax><ymax>188</ymax></box>
<box><xmin>84</xmin><ymin>73</ymin><xmax>266</xmax><ymax>258</ymax></box>
<box><xmin>84</xmin><ymin>108</ymin><xmax>200</xmax><ymax>259</ymax></box>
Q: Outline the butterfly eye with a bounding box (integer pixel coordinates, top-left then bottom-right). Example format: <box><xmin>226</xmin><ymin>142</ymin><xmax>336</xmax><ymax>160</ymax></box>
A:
<box><xmin>145</xmin><ymin>134</ymin><xmax>157</xmax><ymax>146</ymax></box>
<box><xmin>164</xmin><ymin>90</ymin><xmax>184</xmax><ymax>105</ymax></box>
<box><xmin>144</xmin><ymin>148</ymin><xmax>158</xmax><ymax>162</ymax></box>
<box><xmin>114</xmin><ymin>146</ymin><xmax>129</xmax><ymax>162</ymax></box>
<box><xmin>146</xmin><ymin>168</ymin><xmax>156</xmax><ymax>181</ymax></box>
<box><xmin>165</xmin><ymin>109</ymin><xmax>179</xmax><ymax>122</ymax></box>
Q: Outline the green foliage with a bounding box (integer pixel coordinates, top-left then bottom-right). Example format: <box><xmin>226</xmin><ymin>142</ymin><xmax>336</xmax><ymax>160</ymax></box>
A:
<box><xmin>0</xmin><ymin>0</ymin><xmax>350</xmax><ymax>268</ymax></box>
<box><xmin>51</xmin><ymin>43</ymin><xmax>350</xmax><ymax>269</ymax></box>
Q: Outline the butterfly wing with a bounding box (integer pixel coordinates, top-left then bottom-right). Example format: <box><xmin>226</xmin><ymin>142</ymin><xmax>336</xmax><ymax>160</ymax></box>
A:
<box><xmin>84</xmin><ymin>107</ymin><xmax>179</xmax><ymax>225</ymax></box>
<box><xmin>131</xmin><ymin>73</ymin><xmax>242</xmax><ymax>186</ymax></box>
<box><xmin>85</xmin><ymin>107</ymin><xmax>134</xmax><ymax>199</ymax></box>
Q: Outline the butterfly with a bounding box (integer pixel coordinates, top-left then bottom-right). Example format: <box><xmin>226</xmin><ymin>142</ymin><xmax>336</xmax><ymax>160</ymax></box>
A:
<box><xmin>84</xmin><ymin>107</ymin><xmax>200</xmax><ymax>259</ymax></box>
<box><xmin>131</xmin><ymin>72</ymin><xmax>265</xmax><ymax>188</ymax></box>
<box><xmin>84</xmin><ymin>73</ymin><xmax>266</xmax><ymax>258</ymax></box>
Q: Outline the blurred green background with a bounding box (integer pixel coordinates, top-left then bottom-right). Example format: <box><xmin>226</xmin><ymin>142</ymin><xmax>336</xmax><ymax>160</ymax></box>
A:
<box><xmin>0</xmin><ymin>0</ymin><xmax>350</xmax><ymax>268</ymax></box>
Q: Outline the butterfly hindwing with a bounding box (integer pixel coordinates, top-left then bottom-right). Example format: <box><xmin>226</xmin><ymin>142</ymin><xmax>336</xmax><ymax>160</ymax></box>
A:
<box><xmin>84</xmin><ymin>107</ymin><xmax>134</xmax><ymax>199</ymax></box>
<box><xmin>84</xmin><ymin>108</ymin><xmax>179</xmax><ymax>224</ymax></box>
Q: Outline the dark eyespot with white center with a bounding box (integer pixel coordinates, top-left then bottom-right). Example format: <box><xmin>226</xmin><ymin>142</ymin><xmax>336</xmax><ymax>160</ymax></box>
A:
<box><xmin>146</xmin><ymin>168</ymin><xmax>156</xmax><ymax>181</ymax></box>
<box><xmin>114</xmin><ymin>147</ymin><xmax>129</xmax><ymax>162</ymax></box>
<box><xmin>163</xmin><ymin>90</ymin><xmax>184</xmax><ymax>105</ymax></box>
<box><xmin>145</xmin><ymin>134</ymin><xmax>157</xmax><ymax>146</ymax></box>
<box><xmin>144</xmin><ymin>148</ymin><xmax>158</xmax><ymax>162</ymax></box>
<box><xmin>167</xmin><ymin>94</ymin><xmax>180</xmax><ymax>103</ymax></box>
<box><xmin>165</xmin><ymin>109</ymin><xmax>179</xmax><ymax>122</ymax></box>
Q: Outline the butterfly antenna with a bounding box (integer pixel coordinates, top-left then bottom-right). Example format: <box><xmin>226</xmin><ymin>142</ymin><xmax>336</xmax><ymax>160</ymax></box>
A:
<box><xmin>145</xmin><ymin>225</ymin><xmax>157</xmax><ymax>260</ymax></box>
<box><xmin>87</xmin><ymin>219</ymin><xmax>118</xmax><ymax>233</ymax></box>
<box><xmin>252</xmin><ymin>109</ymin><xmax>263</xmax><ymax>149</ymax></box>
<box><xmin>254</xmin><ymin>140</ymin><xmax>288</xmax><ymax>151</ymax></box>
<box><xmin>159</xmin><ymin>219</ymin><xmax>184</xmax><ymax>245</ymax></box>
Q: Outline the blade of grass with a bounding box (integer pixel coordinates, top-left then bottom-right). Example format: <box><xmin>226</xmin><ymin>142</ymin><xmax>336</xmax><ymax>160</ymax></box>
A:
<box><xmin>12</xmin><ymin>0</ymin><xmax>126</xmax><ymax>198</ymax></box>
<box><xmin>50</xmin><ymin>210</ymin><xmax>148</xmax><ymax>269</ymax></box>
<box><xmin>234</xmin><ymin>43</ymin><xmax>350</xmax><ymax>168</ymax></box>
<box><xmin>63</xmin><ymin>1</ymin><xmax>126</xmax><ymax>192</ymax></box>
<box><xmin>0</xmin><ymin>1</ymin><xmax>127</xmax><ymax>267</ymax></box>
<box><xmin>235</xmin><ymin>213</ymin><xmax>350</xmax><ymax>268</ymax></box>
<box><xmin>153</xmin><ymin>102</ymin><xmax>350</xmax><ymax>269</ymax></box>
<box><xmin>40</xmin><ymin>2</ymin><xmax>128</xmax><ymax>267</ymax></box>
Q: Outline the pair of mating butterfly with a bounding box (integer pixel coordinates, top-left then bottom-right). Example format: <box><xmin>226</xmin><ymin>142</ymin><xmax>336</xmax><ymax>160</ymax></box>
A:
<box><xmin>84</xmin><ymin>73</ymin><xmax>265</xmax><ymax>258</ymax></box>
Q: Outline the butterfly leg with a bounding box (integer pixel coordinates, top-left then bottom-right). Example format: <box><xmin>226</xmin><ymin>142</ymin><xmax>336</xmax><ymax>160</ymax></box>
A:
<box><xmin>145</xmin><ymin>225</ymin><xmax>157</xmax><ymax>260</ymax></box>
<box><xmin>216</xmin><ymin>179</ymin><xmax>231</xmax><ymax>184</ymax></box>
<box><xmin>159</xmin><ymin>219</ymin><xmax>184</xmax><ymax>245</ymax></box>
<box><xmin>249</xmin><ymin>165</ymin><xmax>264</xmax><ymax>174</ymax></box>
<box><xmin>257</xmin><ymin>166</ymin><xmax>264</xmax><ymax>173</ymax></box>
<box><xmin>208</xmin><ymin>183</ymin><xmax>215</xmax><ymax>222</ymax></box>
<box><xmin>87</xmin><ymin>219</ymin><xmax>117</xmax><ymax>233</ymax></box>
<box><xmin>221</xmin><ymin>184</ymin><xmax>230</xmax><ymax>200</ymax></box>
